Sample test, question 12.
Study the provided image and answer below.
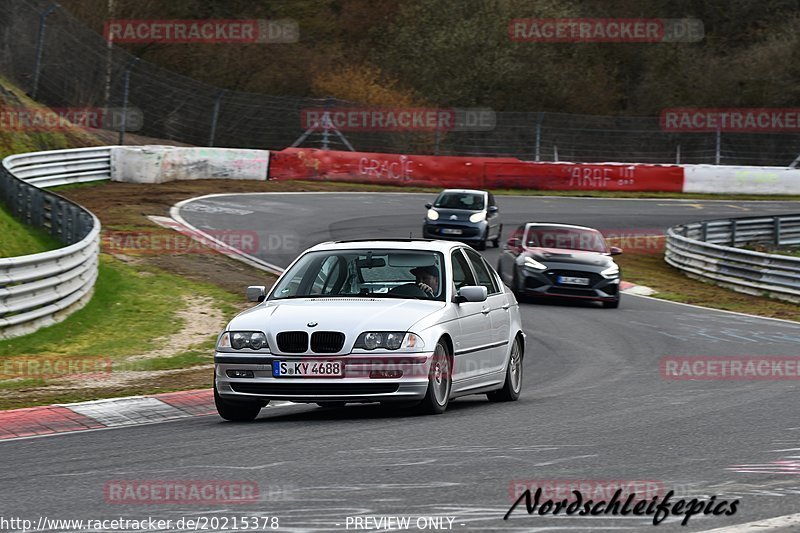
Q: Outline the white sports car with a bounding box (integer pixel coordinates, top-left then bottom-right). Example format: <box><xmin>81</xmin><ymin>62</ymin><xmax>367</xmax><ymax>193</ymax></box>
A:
<box><xmin>213</xmin><ymin>239</ymin><xmax>525</xmax><ymax>420</ymax></box>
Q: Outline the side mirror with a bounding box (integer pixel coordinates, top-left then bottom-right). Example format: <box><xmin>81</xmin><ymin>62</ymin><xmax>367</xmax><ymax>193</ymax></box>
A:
<box><xmin>246</xmin><ymin>285</ymin><xmax>267</xmax><ymax>302</ymax></box>
<box><xmin>456</xmin><ymin>285</ymin><xmax>488</xmax><ymax>303</ymax></box>
<box><xmin>506</xmin><ymin>236</ymin><xmax>521</xmax><ymax>249</ymax></box>
<box><xmin>425</xmin><ymin>203</ymin><xmax>432</xmax><ymax>209</ymax></box>
<box><xmin>488</xmin><ymin>205</ymin><xmax>499</xmax><ymax>213</ymax></box>
<box><xmin>609</xmin><ymin>246</ymin><xmax>623</xmax><ymax>256</ymax></box>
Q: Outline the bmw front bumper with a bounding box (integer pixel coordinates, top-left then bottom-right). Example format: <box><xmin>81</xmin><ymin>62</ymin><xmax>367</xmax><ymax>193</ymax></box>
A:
<box><xmin>215</xmin><ymin>352</ymin><xmax>434</xmax><ymax>403</ymax></box>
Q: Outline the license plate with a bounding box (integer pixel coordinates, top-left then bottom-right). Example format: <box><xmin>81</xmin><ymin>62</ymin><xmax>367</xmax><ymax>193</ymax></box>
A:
<box><xmin>441</xmin><ymin>228</ymin><xmax>463</xmax><ymax>235</ymax></box>
<box><xmin>557</xmin><ymin>276</ymin><xmax>590</xmax><ymax>285</ymax></box>
<box><xmin>273</xmin><ymin>360</ymin><xmax>343</xmax><ymax>377</ymax></box>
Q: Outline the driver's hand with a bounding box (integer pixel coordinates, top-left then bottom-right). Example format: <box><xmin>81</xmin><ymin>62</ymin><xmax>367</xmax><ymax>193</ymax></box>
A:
<box><xmin>417</xmin><ymin>282</ymin><xmax>434</xmax><ymax>296</ymax></box>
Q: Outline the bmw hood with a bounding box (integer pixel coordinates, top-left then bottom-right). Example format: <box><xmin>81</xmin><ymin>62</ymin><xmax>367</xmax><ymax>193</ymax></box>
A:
<box><xmin>227</xmin><ymin>298</ymin><xmax>447</xmax><ymax>334</ymax></box>
<box><xmin>524</xmin><ymin>248</ymin><xmax>613</xmax><ymax>267</ymax></box>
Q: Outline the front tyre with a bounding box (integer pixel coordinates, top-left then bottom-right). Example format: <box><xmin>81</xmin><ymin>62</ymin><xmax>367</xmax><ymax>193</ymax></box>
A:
<box><xmin>488</xmin><ymin>336</ymin><xmax>523</xmax><ymax>402</ymax></box>
<box><xmin>492</xmin><ymin>224</ymin><xmax>503</xmax><ymax>248</ymax></box>
<box><xmin>214</xmin><ymin>381</ymin><xmax>263</xmax><ymax>421</ymax></box>
<box><xmin>416</xmin><ymin>340</ymin><xmax>451</xmax><ymax>415</ymax></box>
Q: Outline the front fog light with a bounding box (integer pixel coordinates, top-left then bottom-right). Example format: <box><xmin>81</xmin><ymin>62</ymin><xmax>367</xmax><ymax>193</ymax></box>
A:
<box><xmin>226</xmin><ymin>369</ymin><xmax>254</xmax><ymax>378</ymax></box>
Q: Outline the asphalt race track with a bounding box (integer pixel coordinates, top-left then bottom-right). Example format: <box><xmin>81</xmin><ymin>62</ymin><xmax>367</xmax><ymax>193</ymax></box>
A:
<box><xmin>2</xmin><ymin>193</ymin><xmax>800</xmax><ymax>532</ymax></box>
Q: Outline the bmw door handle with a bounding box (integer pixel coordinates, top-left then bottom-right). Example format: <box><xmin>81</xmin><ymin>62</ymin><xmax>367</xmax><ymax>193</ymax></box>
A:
<box><xmin>481</xmin><ymin>307</ymin><xmax>490</xmax><ymax>315</ymax></box>
<box><xmin>501</xmin><ymin>303</ymin><xmax>510</xmax><ymax>310</ymax></box>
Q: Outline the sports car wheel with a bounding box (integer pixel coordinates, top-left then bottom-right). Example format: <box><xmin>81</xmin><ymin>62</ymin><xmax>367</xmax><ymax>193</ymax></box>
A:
<box><xmin>417</xmin><ymin>340</ymin><xmax>451</xmax><ymax>415</ymax></box>
<box><xmin>488</xmin><ymin>336</ymin><xmax>523</xmax><ymax>402</ymax></box>
<box><xmin>214</xmin><ymin>382</ymin><xmax>263</xmax><ymax>421</ymax></box>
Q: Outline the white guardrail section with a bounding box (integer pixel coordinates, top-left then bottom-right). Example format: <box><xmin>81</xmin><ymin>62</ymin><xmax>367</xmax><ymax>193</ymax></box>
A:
<box><xmin>0</xmin><ymin>147</ymin><xmax>111</xmax><ymax>339</ymax></box>
<box><xmin>665</xmin><ymin>215</ymin><xmax>800</xmax><ymax>304</ymax></box>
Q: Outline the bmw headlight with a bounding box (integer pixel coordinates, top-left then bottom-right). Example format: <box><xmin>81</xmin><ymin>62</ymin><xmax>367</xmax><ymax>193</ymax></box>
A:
<box><xmin>469</xmin><ymin>211</ymin><xmax>486</xmax><ymax>223</ymax></box>
<box><xmin>600</xmin><ymin>264</ymin><xmax>620</xmax><ymax>279</ymax></box>
<box><xmin>523</xmin><ymin>257</ymin><xmax>548</xmax><ymax>271</ymax></box>
<box><xmin>427</xmin><ymin>209</ymin><xmax>439</xmax><ymax>221</ymax></box>
<box><xmin>217</xmin><ymin>331</ymin><xmax>270</xmax><ymax>352</ymax></box>
<box><xmin>354</xmin><ymin>332</ymin><xmax>425</xmax><ymax>351</ymax></box>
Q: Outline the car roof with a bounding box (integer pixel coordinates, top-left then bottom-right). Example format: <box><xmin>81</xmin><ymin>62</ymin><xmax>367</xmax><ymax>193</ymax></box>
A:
<box><xmin>524</xmin><ymin>222</ymin><xmax>599</xmax><ymax>232</ymax></box>
<box><xmin>309</xmin><ymin>239</ymin><xmax>468</xmax><ymax>253</ymax></box>
<box><xmin>438</xmin><ymin>189</ymin><xmax>488</xmax><ymax>196</ymax></box>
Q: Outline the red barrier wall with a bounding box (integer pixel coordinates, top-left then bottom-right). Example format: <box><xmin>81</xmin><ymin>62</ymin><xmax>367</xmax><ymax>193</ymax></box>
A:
<box><xmin>268</xmin><ymin>148</ymin><xmax>685</xmax><ymax>192</ymax></box>
<box><xmin>485</xmin><ymin>162</ymin><xmax>685</xmax><ymax>192</ymax></box>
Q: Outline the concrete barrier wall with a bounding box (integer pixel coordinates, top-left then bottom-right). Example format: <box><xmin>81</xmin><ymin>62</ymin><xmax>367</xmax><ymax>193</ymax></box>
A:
<box><xmin>111</xmin><ymin>146</ymin><xmax>270</xmax><ymax>184</ymax></box>
<box><xmin>683</xmin><ymin>165</ymin><xmax>800</xmax><ymax>194</ymax></box>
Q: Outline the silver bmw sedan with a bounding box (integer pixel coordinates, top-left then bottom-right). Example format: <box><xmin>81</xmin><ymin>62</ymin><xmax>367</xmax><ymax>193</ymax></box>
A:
<box><xmin>213</xmin><ymin>239</ymin><xmax>525</xmax><ymax>420</ymax></box>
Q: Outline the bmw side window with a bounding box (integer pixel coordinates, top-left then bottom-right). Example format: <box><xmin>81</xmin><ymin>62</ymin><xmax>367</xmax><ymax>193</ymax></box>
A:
<box><xmin>464</xmin><ymin>249</ymin><xmax>499</xmax><ymax>294</ymax></box>
<box><xmin>451</xmin><ymin>250</ymin><xmax>476</xmax><ymax>290</ymax></box>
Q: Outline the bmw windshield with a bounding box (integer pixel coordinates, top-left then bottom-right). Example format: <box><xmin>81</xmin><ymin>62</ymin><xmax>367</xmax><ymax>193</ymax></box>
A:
<box><xmin>270</xmin><ymin>249</ymin><xmax>447</xmax><ymax>301</ymax></box>
<box><xmin>434</xmin><ymin>192</ymin><xmax>485</xmax><ymax>211</ymax></box>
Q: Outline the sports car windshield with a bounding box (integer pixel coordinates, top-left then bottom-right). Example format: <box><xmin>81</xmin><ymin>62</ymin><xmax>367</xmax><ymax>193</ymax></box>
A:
<box><xmin>270</xmin><ymin>249</ymin><xmax>446</xmax><ymax>301</ymax></box>
<box><xmin>525</xmin><ymin>226</ymin><xmax>609</xmax><ymax>253</ymax></box>
<box><xmin>434</xmin><ymin>192</ymin><xmax>485</xmax><ymax>210</ymax></box>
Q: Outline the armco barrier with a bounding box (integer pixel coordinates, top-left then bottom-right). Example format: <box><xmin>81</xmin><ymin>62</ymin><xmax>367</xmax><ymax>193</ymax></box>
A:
<box><xmin>665</xmin><ymin>215</ymin><xmax>800</xmax><ymax>303</ymax></box>
<box><xmin>111</xmin><ymin>146</ymin><xmax>271</xmax><ymax>183</ymax></box>
<box><xmin>0</xmin><ymin>147</ymin><xmax>107</xmax><ymax>339</ymax></box>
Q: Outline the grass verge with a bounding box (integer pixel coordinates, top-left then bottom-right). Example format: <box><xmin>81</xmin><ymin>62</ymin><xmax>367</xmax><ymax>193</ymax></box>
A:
<box><xmin>0</xmin><ymin>203</ymin><xmax>61</xmax><ymax>257</ymax></box>
<box><xmin>617</xmin><ymin>251</ymin><xmax>800</xmax><ymax>321</ymax></box>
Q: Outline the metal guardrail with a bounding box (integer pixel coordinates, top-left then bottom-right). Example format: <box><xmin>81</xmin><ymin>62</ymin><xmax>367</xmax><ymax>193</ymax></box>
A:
<box><xmin>0</xmin><ymin>147</ymin><xmax>111</xmax><ymax>339</ymax></box>
<box><xmin>665</xmin><ymin>215</ymin><xmax>800</xmax><ymax>303</ymax></box>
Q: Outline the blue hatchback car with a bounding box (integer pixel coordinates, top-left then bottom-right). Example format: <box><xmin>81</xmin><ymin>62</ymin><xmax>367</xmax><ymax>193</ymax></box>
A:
<box><xmin>422</xmin><ymin>189</ymin><xmax>502</xmax><ymax>250</ymax></box>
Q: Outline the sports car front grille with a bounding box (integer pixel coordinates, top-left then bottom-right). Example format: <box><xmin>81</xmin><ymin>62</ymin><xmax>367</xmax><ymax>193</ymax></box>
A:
<box><xmin>276</xmin><ymin>331</ymin><xmax>308</xmax><ymax>353</ymax></box>
<box><xmin>230</xmin><ymin>383</ymin><xmax>399</xmax><ymax>396</ymax></box>
<box><xmin>311</xmin><ymin>331</ymin><xmax>345</xmax><ymax>353</ymax></box>
<box><xmin>546</xmin><ymin>269</ymin><xmax>603</xmax><ymax>286</ymax></box>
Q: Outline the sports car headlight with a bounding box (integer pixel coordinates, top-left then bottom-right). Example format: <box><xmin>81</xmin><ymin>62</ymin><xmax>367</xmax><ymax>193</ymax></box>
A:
<box><xmin>469</xmin><ymin>211</ymin><xmax>486</xmax><ymax>223</ymax></box>
<box><xmin>354</xmin><ymin>332</ymin><xmax>425</xmax><ymax>351</ymax></box>
<box><xmin>600</xmin><ymin>264</ymin><xmax>620</xmax><ymax>279</ymax></box>
<box><xmin>217</xmin><ymin>331</ymin><xmax>269</xmax><ymax>351</ymax></box>
<box><xmin>523</xmin><ymin>257</ymin><xmax>548</xmax><ymax>271</ymax></box>
<box><xmin>427</xmin><ymin>209</ymin><xmax>439</xmax><ymax>221</ymax></box>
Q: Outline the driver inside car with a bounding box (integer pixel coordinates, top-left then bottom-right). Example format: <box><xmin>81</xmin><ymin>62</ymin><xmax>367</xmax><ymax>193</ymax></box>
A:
<box><xmin>386</xmin><ymin>264</ymin><xmax>440</xmax><ymax>299</ymax></box>
<box><xmin>411</xmin><ymin>265</ymin><xmax>439</xmax><ymax>298</ymax></box>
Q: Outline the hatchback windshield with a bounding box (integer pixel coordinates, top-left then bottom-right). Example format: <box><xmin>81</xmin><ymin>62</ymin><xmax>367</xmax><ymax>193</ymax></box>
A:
<box><xmin>270</xmin><ymin>249</ymin><xmax>446</xmax><ymax>301</ymax></box>
<box><xmin>434</xmin><ymin>192</ymin><xmax>485</xmax><ymax>211</ymax></box>
<box><xmin>525</xmin><ymin>226</ymin><xmax>609</xmax><ymax>253</ymax></box>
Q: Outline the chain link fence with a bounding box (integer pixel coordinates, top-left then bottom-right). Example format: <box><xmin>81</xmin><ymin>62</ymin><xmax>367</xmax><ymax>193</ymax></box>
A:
<box><xmin>2</xmin><ymin>0</ymin><xmax>799</xmax><ymax>165</ymax></box>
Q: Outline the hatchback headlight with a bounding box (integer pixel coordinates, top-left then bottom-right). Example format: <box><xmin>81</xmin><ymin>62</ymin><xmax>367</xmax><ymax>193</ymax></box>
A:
<box><xmin>217</xmin><ymin>331</ymin><xmax>270</xmax><ymax>351</ymax></box>
<box><xmin>469</xmin><ymin>211</ymin><xmax>486</xmax><ymax>223</ymax></box>
<box><xmin>354</xmin><ymin>332</ymin><xmax>425</xmax><ymax>351</ymax></box>
<box><xmin>427</xmin><ymin>209</ymin><xmax>439</xmax><ymax>221</ymax></box>
<box><xmin>600</xmin><ymin>264</ymin><xmax>620</xmax><ymax>279</ymax></box>
<box><xmin>523</xmin><ymin>257</ymin><xmax>548</xmax><ymax>271</ymax></box>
